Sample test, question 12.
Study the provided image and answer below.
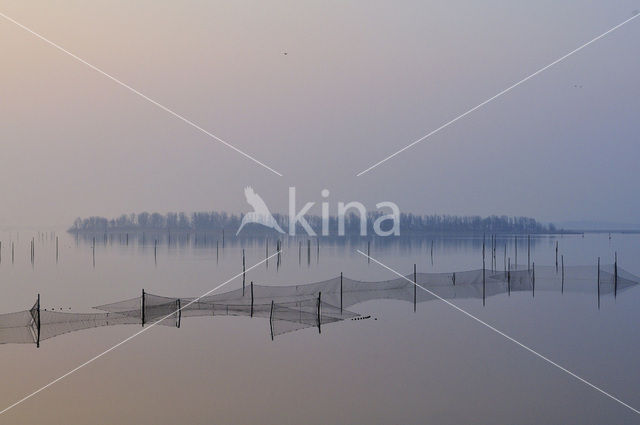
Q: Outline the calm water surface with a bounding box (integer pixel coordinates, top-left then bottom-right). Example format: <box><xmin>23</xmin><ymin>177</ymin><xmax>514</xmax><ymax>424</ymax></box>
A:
<box><xmin>0</xmin><ymin>231</ymin><xmax>639</xmax><ymax>424</ymax></box>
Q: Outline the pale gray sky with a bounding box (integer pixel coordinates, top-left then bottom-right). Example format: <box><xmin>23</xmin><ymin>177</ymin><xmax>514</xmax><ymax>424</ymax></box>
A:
<box><xmin>1</xmin><ymin>0</ymin><xmax>639</xmax><ymax>227</ymax></box>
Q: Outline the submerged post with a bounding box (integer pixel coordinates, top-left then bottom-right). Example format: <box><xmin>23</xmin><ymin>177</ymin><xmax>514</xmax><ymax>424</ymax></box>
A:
<box><xmin>250</xmin><ymin>281</ymin><xmax>254</xmax><ymax>318</ymax></box>
<box><xmin>141</xmin><ymin>289</ymin><xmax>146</xmax><ymax>326</ymax></box>
<box><xmin>452</xmin><ymin>272</ymin><xmax>456</xmax><ymax>286</ymax></box>
<box><xmin>555</xmin><ymin>241</ymin><xmax>558</xmax><ymax>271</ymax></box>
<box><xmin>367</xmin><ymin>241</ymin><xmax>371</xmax><ymax>264</ymax></box>
<box><xmin>413</xmin><ymin>264</ymin><xmax>417</xmax><ymax>312</ymax></box>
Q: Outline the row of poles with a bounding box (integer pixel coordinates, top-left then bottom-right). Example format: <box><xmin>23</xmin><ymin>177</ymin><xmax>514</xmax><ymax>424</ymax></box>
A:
<box><xmin>406</xmin><ymin>236</ymin><xmax>619</xmax><ymax>309</ymax></box>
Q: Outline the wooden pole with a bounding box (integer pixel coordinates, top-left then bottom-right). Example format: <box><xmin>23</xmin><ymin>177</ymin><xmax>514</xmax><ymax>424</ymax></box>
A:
<box><xmin>317</xmin><ymin>292</ymin><xmax>322</xmax><ymax>334</ymax></box>
<box><xmin>242</xmin><ymin>249</ymin><xmax>246</xmax><ymax>295</ymax></box>
<box><xmin>527</xmin><ymin>234</ymin><xmax>530</xmax><ymax>271</ymax></box>
<box><xmin>250</xmin><ymin>281</ymin><xmax>254</xmax><ymax>317</ymax></box>
<box><xmin>270</xmin><ymin>300</ymin><xmax>274</xmax><ymax>340</ymax></box>
<box><xmin>340</xmin><ymin>272</ymin><xmax>343</xmax><ymax>314</ymax></box>
<box><xmin>367</xmin><ymin>241</ymin><xmax>371</xmax><ymax>264</ymax></box>
<box><xmin>141</xmin><ymin>289</ymin><xmax>146</xmax><ymax>326</ymax></box>
<box><xmin>176</xmin><ymin>299</ymin><xmax>181</xmax><ymax>328</ymax></box>
<box><xmin>597</xmin><ymin>257</ymin><xmax>600</xmax><ymax>310</ymax></box>
<box><xmin>430</xmin><ymin>240</ymin><xmax>434</xmax><ymax>265</ymax></box>
<box><xmin>614</xmin><ymin>252</ymin><xmax>618</xmax><ymax>298</ymax></box>
<box><xmin>504</xmin><ymin>243</ymin><xmax>507</xmax><ymax>276</ymax></box>
<box><xmin>36</xmin><ymin>294</ymin><xmax>41</xmax><ymax>348</ymax></box>
<box><xmin>452</xmin><ymin>272</ymin><xmax>456</xmax><ymax>286</ymax></box>
<box><xmin>482</xmin><ymin>237</ymin><xmax>486</xmax><ymax>306</ymax></box>
<box><xmin>532</xmin><ymin>262</ymin><xmax>535</xmax><ymax>298</ymax></box>
<box><xmin>555</xmin><ymin>241</ymin><xmax>558</xmax><ymax>271</ymax></box>
<box><xmin>507</xmin><ymin>257</ymin><xmax>511</xmax><ymax>296</ymax></box>
<box><xmin>413</xmin><ymin>264</ymin><xmax>417</xmax><ymax>312</ymax></box>
<box><xmin>561</xmin><ymin>255</ymin><xmax>565</xmax><ymax>293</ymax></box>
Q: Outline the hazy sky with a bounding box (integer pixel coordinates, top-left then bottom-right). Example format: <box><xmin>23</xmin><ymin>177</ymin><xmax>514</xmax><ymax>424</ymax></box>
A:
<box><xmin>1</xmin><ymin>0</ymin><xmax>639</xmax><ymax>227</ymax></box>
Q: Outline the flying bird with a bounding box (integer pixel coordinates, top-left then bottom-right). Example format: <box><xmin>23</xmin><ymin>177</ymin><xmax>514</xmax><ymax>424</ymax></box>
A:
<box><xmin>236</xmin><ymin>187</ymin><xmax>285</xmax><ymax>235</ymax></box>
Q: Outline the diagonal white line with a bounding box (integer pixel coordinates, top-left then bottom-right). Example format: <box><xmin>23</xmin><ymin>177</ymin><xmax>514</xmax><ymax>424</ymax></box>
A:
<box><xmin>356</xmin><ymin>250</ymin><xmax>640</xmax><ymax>416</ymax></box>
<box><xmin>0</xmin><ymin>250</ymin><xmax>281</xmax><ymax>416</ymax></box>
<box><xmin>356</xmin><ymin>13</ymin><xmax>640</xmax><ymax>177</ymax></box>
<box><xmin>0</xmin><ymin>11</ymin><xmax>283</xmax><ymax>177</ymax></box>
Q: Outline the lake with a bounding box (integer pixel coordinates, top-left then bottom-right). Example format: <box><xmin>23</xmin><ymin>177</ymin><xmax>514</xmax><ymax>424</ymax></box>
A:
<box><xmin>0</xmin><ymin>230</ymin><xmax>639</xmax><ymax>424</ymax></box>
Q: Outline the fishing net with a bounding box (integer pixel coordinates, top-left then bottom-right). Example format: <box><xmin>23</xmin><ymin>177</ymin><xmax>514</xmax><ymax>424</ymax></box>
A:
<box><xmin>0</xmin><ymin>263</ymin><xmax>637</xmax><ymax>346</ymax></box>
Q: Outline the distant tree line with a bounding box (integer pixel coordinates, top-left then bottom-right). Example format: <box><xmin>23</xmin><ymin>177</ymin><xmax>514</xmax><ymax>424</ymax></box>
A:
<box><xmin>70</xmin><ymin>212</ymin><xmax>557</xmax><ymax>235</ymax></box>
